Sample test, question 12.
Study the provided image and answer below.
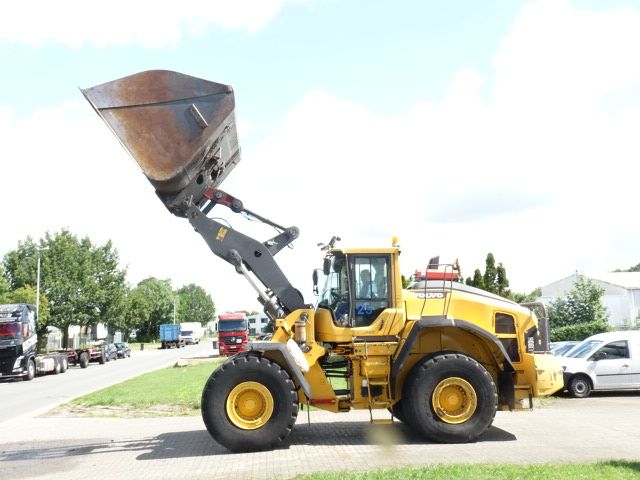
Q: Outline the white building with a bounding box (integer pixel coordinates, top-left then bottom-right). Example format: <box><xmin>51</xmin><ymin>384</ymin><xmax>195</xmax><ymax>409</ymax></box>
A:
<box><xmin>247</xmin><ymin>314</ymin><xmax>270</xmax><ymax>335</ymax></box>
<box><xmin>538</xmin><ymin>272</ymin><xmax>640</xmax><ymax>329</ymax></box>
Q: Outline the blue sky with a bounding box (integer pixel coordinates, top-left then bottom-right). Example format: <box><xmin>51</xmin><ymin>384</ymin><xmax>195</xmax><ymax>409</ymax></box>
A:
<box><xmin>1</xmin><ymin>0</ymin><xmax>640</xmax><ymax>314</ymax></box>
<box><xmin>2</xmin><ymin>1</ymin><xmax>525</xmax><ymax>133</ymax></box>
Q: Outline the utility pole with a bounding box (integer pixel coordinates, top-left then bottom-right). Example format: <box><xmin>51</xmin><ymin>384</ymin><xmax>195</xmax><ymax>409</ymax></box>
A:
<box><xmin>173</xmin><ymin>297</ymin><xmax>177</xmax><ymax>324</ymax></box>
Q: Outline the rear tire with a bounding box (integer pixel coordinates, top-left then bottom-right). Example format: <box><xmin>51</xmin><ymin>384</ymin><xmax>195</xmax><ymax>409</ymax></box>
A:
<box><xmin>403</xmin><ymin>353</ymin><xmax>497</xmax><ymax>443</ymax></box>
<box><xmin>60</xmin><ymin>357</ymin><xmax>68</xmax><ymax>373</ymax></box>
<box><xmin>79</xmin><ymin>352</ymin><xmax>89</xmax><ymax>368</ymax></box>
<box><xmin>569</xmin><ymin>375</ymin><xmax>592</xmax><ymax>398</ymax></box>
<box><xmin>389</xmin><ymin>401</ymin><xmax>408</xmax><ymax>424</ymax></box>
<box><xmin>53</xmin><ymin>359</ymin><xmax>61</xmax><ymax>375</ymax></box>
<box><xmin>201</xmin><ymin>354</ymin><xmax>298</xmax><ymax>452</ymax></box>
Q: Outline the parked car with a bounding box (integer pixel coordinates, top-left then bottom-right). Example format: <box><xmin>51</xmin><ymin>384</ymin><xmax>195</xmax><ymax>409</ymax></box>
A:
<box><xmin>114</xmin><ymin>342</ymin><xmax>131</xmax><ymax>358</ymax></box>
<box><xmin>104</xmin><ymin>343</ymin><xmax>118</xmax><ymax>361</ymax></box>
<box><xmin>550</xmin><ymin>341</ymin><xmax>579</xmax><ymax>356</ymax></box>
<box><xmin>560</xmin><ymin>331</ymin><xmax>640</xmax><ymax>397</ymax></box>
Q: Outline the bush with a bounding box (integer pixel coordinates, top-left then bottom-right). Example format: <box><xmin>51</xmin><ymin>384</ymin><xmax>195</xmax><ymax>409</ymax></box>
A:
<box><xmin>550</xmin><ymin>321</ymin><xmax>612</xmax><ymax>342</ymax></box>
<box><xmin>548</xmin><ymin>275</ymin><xmax>610</xmax><ymax>341</ymax></box>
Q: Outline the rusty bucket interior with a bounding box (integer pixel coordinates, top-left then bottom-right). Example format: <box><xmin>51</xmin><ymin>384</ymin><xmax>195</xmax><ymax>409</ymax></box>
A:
<box><xmin>82</xmin><ymin>70</ymin><xmax>241</xmax><ymax>215</ymax></box>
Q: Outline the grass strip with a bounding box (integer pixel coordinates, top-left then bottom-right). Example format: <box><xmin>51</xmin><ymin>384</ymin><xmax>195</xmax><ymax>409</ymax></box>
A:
<box><xmin>68</xmin><ymin>360</ymin><xmax>224</xmax><ymax>414</ymax></box>
<box><xmin>293</xmin><ymin>461</ymin><xmax>640</xmax><ymax>480</ymax></box>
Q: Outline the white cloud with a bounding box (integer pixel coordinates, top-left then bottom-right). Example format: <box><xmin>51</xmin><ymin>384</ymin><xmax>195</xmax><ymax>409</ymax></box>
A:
<box><xmin>237</xmin><ymin>0</ymin><xmax>640</xmax><ymax>297</ymax></box>
<box><xmin>0</xmin><ymin>0</ymin><xmax>287</xmax><ymax>48</ymax></box>
<box><xmin>2</xmin><ymin>0</ymin><xmax>640</xmax><ymax>314</ymax></box>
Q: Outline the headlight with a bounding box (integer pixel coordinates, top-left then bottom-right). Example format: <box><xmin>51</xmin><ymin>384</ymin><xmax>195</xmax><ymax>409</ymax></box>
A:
<box><xmin>13</xmin><ymin>356</ymin><xmax>23</xmax><ymax>369</ymax></box>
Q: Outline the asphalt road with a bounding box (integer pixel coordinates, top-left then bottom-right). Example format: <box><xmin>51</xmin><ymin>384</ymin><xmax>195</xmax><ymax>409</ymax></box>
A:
<box><xmin>0</xmin><ymin>341</ymin><xmax>215</xmax><ymax>423</ymax></box>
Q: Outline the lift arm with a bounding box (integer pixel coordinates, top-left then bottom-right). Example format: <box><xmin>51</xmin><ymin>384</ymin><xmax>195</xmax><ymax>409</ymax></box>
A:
<box><xmin>186</xmin><ymin>192</ymin><xmax>305</xmax><ymax>319</ymax></box>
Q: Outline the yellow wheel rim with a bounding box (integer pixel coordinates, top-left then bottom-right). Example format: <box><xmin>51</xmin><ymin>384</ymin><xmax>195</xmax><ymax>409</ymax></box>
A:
<box><xmin>226</xmin><ymin>381</ymin><xmax>274</xmax><ymax>430</ymax></box>
<box><xmin>432</xmin><ymin>377</ymin><xmax>477</xmax><ymax>424</ymax></box>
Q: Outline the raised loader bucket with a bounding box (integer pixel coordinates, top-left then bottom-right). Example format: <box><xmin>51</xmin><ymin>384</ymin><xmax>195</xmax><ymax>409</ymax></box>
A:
<box><xmin>82</xmin><ymin>70</ymin><xmax>240</xmax><ymax>216</ymax></box>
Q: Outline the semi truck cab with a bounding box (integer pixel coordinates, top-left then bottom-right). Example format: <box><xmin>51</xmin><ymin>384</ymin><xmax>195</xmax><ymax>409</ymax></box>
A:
<box><xmin>0</xmin><ymin>303</ymin><xmax>67</xmax><ymax>380</ymax></box>
<box><xmin>0</xmin><ymin>303</ymin><xmax>38</xmax><ymax>378</ymax></box>
<box><xmin>217</xmin><ymin>313</ymin><xmax>248</xmax><ymax>356</ymax></box>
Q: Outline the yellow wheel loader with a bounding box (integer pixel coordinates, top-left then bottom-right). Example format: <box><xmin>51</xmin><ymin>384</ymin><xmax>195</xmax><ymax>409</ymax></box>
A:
<box><xmin>83</xmin><ymin>70</ymin><xmax>564</xmax><ymax>452</ymax></box>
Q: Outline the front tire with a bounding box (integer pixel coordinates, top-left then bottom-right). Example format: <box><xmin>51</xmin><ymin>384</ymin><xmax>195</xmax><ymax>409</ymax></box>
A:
<box><xmin>201</xmin><ymin>354</ymin><xmax>298</xmax><ymax>452</ymax></box>
<box><xmin>24</xmin><ymin>359</ymin><xmax>36</xmax><ymax>381</ymax></box>
<box><xmin>403</xmin><ymin>353</ymin><xmax>497</xmax><ymax>443</ymax></box>
<box><xmin>569</xmin><ymin>375</ymin><xmax>592</xmax><ymax>398</ymax></box>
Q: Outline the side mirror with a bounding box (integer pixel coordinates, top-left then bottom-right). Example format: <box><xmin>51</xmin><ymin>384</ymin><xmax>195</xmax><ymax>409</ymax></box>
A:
<box><xmin>312</xmin><ymin>269</ymin><xmax>319</xmax><ymax>296</ymax></box>
<box><xmin>591</xmin><ymin>350</ymin><xmax>607</xmax><ymax>361</ymax></box>
<box><xmin>323</xmin><ymin>258</ymin><xmax>331</xmax><ymax>276</ymax></box>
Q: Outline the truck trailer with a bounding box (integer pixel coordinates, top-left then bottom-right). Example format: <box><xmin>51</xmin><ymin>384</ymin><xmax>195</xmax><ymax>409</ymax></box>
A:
<box><xmin>160</xmin><ymin>323</ymin><xmax>184</xmax><ymax>349</ymax></box>
<box><xmin>83</xmin><ymin>70</ymin><xmax>564</xmax><ymax>452</ymax></box>
<box><xmin>0</xmin><ymin>303</ymin><xmax>68</xmax><ymax>380</ymax></box>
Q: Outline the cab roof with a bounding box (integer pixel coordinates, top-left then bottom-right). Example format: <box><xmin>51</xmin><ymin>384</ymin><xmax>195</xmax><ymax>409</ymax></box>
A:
<box><xmin>329</xmin><ymin>247</ymin><xmax>400</xmax><ymax>255</ymax></box>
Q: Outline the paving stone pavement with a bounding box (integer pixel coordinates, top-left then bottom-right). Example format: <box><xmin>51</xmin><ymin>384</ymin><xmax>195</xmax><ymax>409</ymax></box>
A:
<box><xmin>1</xmin><ymin>393</ymin><xmax>639</xmax><ymax>479</ymax></box>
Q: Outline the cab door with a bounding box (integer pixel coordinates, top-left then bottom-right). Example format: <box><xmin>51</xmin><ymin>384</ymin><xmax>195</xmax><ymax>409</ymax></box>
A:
<box><xmin>349</xmin><ymin>254</ymin><xmax>404</xmax><ymax>337</ymax></box>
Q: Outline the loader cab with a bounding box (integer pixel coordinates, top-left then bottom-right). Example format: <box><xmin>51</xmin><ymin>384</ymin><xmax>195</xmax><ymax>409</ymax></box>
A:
<box><xmin>317</xmin><ymin>251</ymin><xmax>393</xmax><ymax>328</ymax></box>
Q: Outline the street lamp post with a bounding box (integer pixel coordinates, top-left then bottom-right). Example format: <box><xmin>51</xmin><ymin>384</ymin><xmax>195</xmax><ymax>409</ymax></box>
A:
<box><xmin>36</xmin><ymin>247</ymin><xmax>49</xmax><ymax>320</ymax></box>
<box><xmin>173</xmin><ymin>298</ymin><xmax>176</xmax><ymax>324</ymax></box>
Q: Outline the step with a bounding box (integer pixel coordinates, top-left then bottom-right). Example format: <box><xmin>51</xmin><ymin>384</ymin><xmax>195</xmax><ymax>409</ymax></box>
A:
<box><xmin>333</xmin><ymin>389</ymin><xmax>350</xmax><ymax>396</ymax></box>
<box><xmin>368</xmin><ymin>379</ymin><xmax>390</xmax><ymax>386</ymax></box>
<box><xmin>371</xmin><ymin>418</ymin><xmax>393</xmax><ymax>425</ymax></box>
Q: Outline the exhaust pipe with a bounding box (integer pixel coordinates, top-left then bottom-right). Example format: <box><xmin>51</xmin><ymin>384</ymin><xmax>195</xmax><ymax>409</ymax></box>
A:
<box><xmin>82</xmin><ymin>70</ymin><xmax>241</xmax><ymax>216</ymax></box>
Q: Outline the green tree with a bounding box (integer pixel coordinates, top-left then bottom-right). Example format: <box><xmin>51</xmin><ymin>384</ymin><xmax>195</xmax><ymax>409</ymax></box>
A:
<box><xmin>0</xmin><ymin>264</ymin><xmax>10</xmax><ymax>302</ymax></box>
<box><xmin>548</xmin><ymin>275</ymin><xmax>610</xmax><ymax>341</ymax></box>
<box><xmin>120</xmin><ymin>287</ymin><xmax>152</xmax><ymax>341</ymax></box>
<box><xmin>2</xmin><ymin>230</ymin><xmax>128</xmax><ymax>344</ymax></box>
<box><xmin>176</xmin><ymin>283</ymin><xmax>216</xmax><ymax>325</ymax></box>
<box><xmin>615</xmin><ymin>262</ymin><xmax>640</xmax><ymax>272</ymax></box>
<box><xmin>90</xmin><ymin>241</ymin><xmax>128</xmax><ymax>329</ymax></box>
<box><xmin>3</xmin><ymin>285</ymin><xmax>50</xmax><ymax>325</ymax></box>
<box><xmin>512</xmin><ymin>287</ymin><xmax>542</xmax><ymax>304</ymax></box>
<box><xmin>496</xmin><ymin>262</ymin><xmax>510</xmax><ymax>297</ymax></box>
<box><xmin>464</xmin><ymin>253</ymin><xmax>540</xmax><ymax>302</ymax></box>
<box><xmin>132</xmin><ymin>278</ymin><xmax>174</xmax><ymax>341</ymax></box>
<box><xmin>466</xmin><ymin>269</ymin><xmax>484</xmax><ymax>290</ymax></box>
<box><xmin>483</xmin><ymin>253</ymin><xmax>497</xmax><ymax>293</ymax></box>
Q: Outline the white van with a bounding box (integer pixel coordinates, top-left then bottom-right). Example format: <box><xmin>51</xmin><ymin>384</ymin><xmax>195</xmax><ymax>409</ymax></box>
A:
<box><xmin>560</xmin><ymin>330</ymin><xmax>640</xmax><ymax>397</ymax></box>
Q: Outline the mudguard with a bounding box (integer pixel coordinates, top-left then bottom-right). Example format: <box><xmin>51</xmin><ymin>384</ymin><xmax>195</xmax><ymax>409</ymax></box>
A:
<box><xmin>392</xmin><ymin>316</ymin><xmax>517</xmax><ymax>409</ymax></box>
<box><xmin>249</xmin><ymin>341</ymin><xmax>312</xmax><ymax>400</ymax></box>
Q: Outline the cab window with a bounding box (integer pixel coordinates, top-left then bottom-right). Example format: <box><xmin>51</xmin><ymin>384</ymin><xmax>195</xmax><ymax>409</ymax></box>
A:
<box><xmin>317</xmin><ymin>254</ymin><xmax>350</xmax><ymax>326</ymax></box>
<box><xmin>351</xmin><ymin>256</ymin><xmax>390</xmax><ymax>327</ymax></box>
